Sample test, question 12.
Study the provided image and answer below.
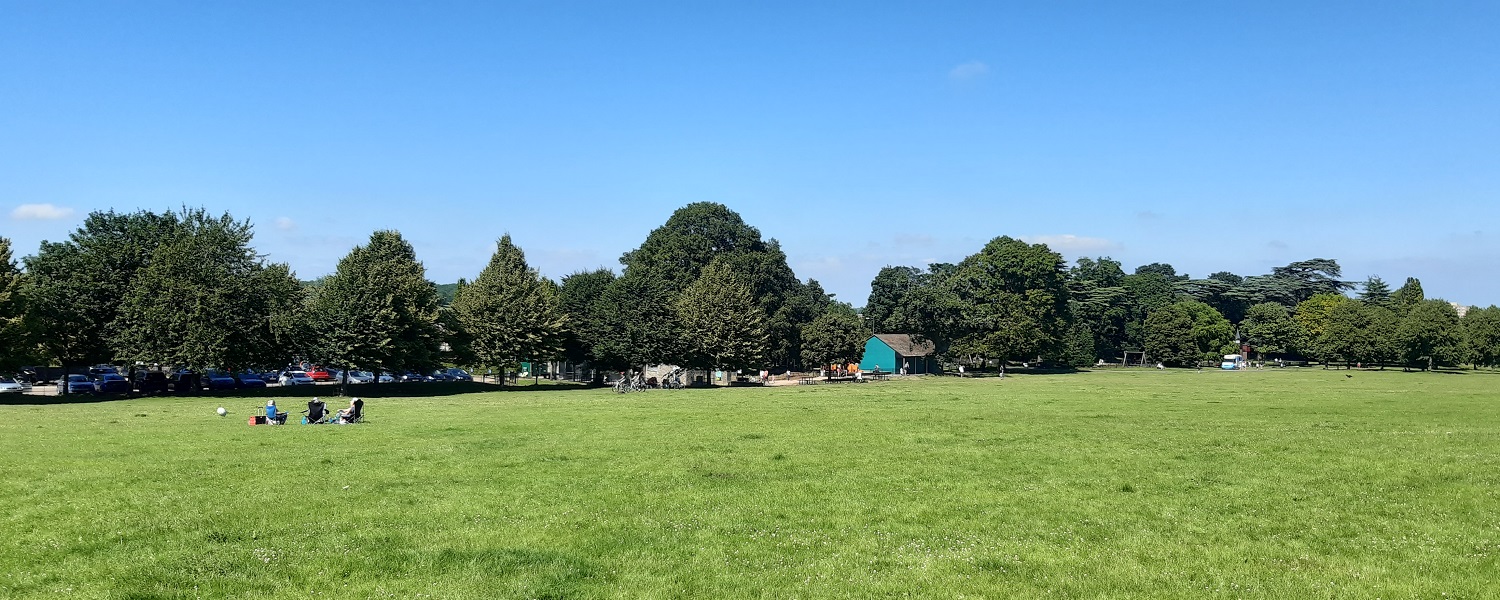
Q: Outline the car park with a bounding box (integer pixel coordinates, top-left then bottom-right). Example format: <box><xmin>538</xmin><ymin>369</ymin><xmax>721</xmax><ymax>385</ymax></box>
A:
<box><xmin>94</xmin><ymin>373</ymin><xmax>132</xmax><ymax>394</ymax></box>
<box><xmin>279</xmin><ymin>371</ymin><xmax>314</xmax><ymax>386</ymax></box>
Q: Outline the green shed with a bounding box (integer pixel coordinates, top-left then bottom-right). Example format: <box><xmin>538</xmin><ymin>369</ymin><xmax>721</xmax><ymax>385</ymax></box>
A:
<box><xmin>859</xmin><ymin>334</ymin><xmax>939</xmax><ymax>375</ymax></box>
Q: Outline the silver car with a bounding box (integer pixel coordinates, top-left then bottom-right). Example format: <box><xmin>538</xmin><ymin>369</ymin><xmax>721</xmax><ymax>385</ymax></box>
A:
<box><xmin>0</xmin><ymin>376</ymin><xmax>24</xmax><ymax>394</ymax></box>
<box><xmin>278</xmin><ymin>371</ymin><xmax>315</xmax><ymax>386</ymax></box>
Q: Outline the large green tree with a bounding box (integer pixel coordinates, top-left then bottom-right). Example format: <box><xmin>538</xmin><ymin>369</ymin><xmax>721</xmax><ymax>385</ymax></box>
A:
<box><xmin>944</xmin><ymin>237</ymin><xmax>1071</xmax><ymax>368</ymax></box>
<box><xmin>1067</xmin><ymin>257</ymin><xmax>1132</xmax><ymax>362</ymax></box>
<box><xmin>619</xmin><ymin>202</ymin><xmax>821</xmax><ymax>369</ymax></box>
<box><xmin>451</xmin><ymin>235</ymin><xmax>567</xmax><ymax>381</ymax></box>
<box><xmin>1395</xmin><ymin>299</ymin><xmax>1463</xmax><ymax>371</ymax></box>
<box><xmin>864</xmin><ymin>266</ymin><xmax>924</xmax><ymax>334</ymax></box>
<box><xmin>111</xmin><ymin>210</ymin><xmax>305</xmax><ymax>372</ymax></box>
<box><xmin>800</xmin><ymin>304</ymin><xmax>868</xmax><ymax>374</ymax></box>
<box><xmin>557</xmin><ymin>268</ymin><xmax>617</xmax><ymax>378</ymax></box>
<box><xmin>1142</xmin><ymin>305</ymin><xmax>1197</xmax><ymax>367</ymax></box>
<box><xmin>308</xmin><ymin>230</ymin><xmax>444</xmax><ymax>385</ymax></box>
<box><xmin>1391</xmin><ymin>277</ymin><xmax>1425</xmax><ymax>316</ymax></box>
<box><xmin>1241</xmin><ymin>302</ymin><xmax>1300</xmax><ymax>358</ymax></box>
<box><xmin>22</xmin><ymin>210</ymin><xmax>182</xmax><ymax>382</ymax></box>
<box><xmin>1462</xmin><ymin>306</ymin><xmax>1500</xmax><ymax>368</ymax></box>
<box><xmin>590</xmin><ymin>272</ymin><xmax>680</xmax><ymax>372</ymax></box>
<box><xmin>0</xmin><ymin>238</ymin><xmax>33</xmax><ymax>371</ymax></box>
<box><xmin>674</xmin><ymin>260</ymin><xmax>768</xmax><ymax>373</ymax></box>
<box><xmin>1294</xmin><ymin>293</ymin><xmax>1352</xmax><ymax>365</ymax></box>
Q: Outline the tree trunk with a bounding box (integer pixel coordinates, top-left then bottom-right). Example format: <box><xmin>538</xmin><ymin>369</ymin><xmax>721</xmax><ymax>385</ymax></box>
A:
<box><xmin>339</xmin><ymin>368</ymin><xmax>349</xmax><ymax>397</ymax></box>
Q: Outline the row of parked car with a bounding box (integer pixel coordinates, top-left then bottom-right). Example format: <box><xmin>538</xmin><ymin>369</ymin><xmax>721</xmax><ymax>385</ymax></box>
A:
<box><xmin>40</xmin><ymin>366</ymin><xmax>477</xmax><ymax>395</ymax></box>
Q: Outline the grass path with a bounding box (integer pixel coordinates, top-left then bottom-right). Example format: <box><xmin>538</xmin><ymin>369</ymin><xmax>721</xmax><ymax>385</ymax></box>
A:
<box><xmin>2</xmin><ymin>369</ymin><xmax>1496</xmax><ymax>598</ymax></box>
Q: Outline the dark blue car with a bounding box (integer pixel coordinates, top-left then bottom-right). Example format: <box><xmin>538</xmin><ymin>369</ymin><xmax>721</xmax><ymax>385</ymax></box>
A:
<box><xmin>236</xmin><ymin>373</ymin><xmax>267</xmax><ymax>388</ymax></box>
<box><xmin>205</xmin><ymin>371</ymin><xmax>238</xmax><ymax>391</ymax></box>
<box><xmin>60</xmin><ymin>374</ymin><xmax>95</xmax><ymax>394</ymax></box>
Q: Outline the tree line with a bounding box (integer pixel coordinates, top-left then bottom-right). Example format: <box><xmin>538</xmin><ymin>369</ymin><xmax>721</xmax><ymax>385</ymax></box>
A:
<box><xmin>3</xmin><ymin>204</ymin><xmax>1495</xmax><ymax>392</ymax></box>
<box><xmin>0</xmin><ymin>203</ymin><xmax>872</xmax><ymax>392</ymax></box>
<box><xmin>866</xmin><ymin>247</ymin><xmax>1500</xmax><ymax>371</ymax></box>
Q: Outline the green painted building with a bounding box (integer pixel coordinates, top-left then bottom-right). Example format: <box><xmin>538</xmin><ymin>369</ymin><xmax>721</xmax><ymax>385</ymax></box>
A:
<box><xmin>858</xmin><ymin>334</ymin><xmax>939</xmax><ymax>374</ymax></box>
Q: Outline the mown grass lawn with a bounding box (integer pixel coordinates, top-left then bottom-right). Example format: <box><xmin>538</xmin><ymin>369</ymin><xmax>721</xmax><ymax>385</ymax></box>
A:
<box><xmin>2</xmin><ymin>368</ymin><xmax>1496</xmax><ymax>598</ymax></box>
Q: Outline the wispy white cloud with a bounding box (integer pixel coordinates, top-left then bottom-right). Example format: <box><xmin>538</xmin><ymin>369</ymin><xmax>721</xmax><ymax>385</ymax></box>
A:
<box><xmin>949</xmin><ymin>60</ymin><xmax>990</xmax><ymax>81</ymax></box>
<box><xmin>11</xmin><ymin>203</ymin><xmax>75</xmax><ymax>221</ymax></box>
<box><xmin>1266</xmin><ymin>240</ymin><xmax>1289</xmax><ymax>250</ymax></box>
<box><xmin>274</xmin><ymin>217</ymin><xmax>297</xmax><ymax>231</ymax></box>
<box><xmin>1021</xmin><ymin>234</ymin><xmax>1120</xmax><ymax>253</ymax></box>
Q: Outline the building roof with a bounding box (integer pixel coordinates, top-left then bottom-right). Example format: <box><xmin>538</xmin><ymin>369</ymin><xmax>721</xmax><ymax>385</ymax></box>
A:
<box><xmin>872</xmin><ymin>333</ymin><xmax>936</xmax><ymax>356</ymax></box>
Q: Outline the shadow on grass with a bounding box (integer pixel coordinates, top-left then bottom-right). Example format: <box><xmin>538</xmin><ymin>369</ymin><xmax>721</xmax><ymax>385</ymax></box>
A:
<box><xmin>0</xmin><ymin>381</ymin><xmax>599</xmax><ymax>405</ymax></box>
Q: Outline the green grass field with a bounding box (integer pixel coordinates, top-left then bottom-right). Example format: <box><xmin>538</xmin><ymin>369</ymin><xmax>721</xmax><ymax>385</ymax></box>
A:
<box><xmin>3</xmin><ymin>369</ymin><xmax>1496</xmax><ymax>598</ymax></box>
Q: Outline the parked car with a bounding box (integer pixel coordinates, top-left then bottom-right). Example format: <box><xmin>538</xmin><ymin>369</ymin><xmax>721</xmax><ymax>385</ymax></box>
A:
<box><xmin>279</xmin><ymin>371</ymin><xmax>314</xmax><ymax>386</ymax></box>
<box><xmin>170</xmin><ymin>370</ymin><xmax>199</xmax><ymax>393</ymax></box>
<box><xmin>428</xmin><ymin>370</ymin><xmax>454</xmax><ymax>382</ymax></box>
<box><xmin>445</xmin><ymin>368</ymin><xmax>473</xmax><ymax>382</ymax></box>
<box><xmin>94</xmin><ymin>373</ymin><xmax>132</xmax><ymax>394</ymax></box>
<box><xmin>0</xmin><ymin>376</ymin><xmax>25</xmax><ymax>394</ymax></box>
<box><xmin>236</xmin><ymin>373</ymin><xmax>267</xmax><ymax>389</ymax></box>
<box><xmin>202</xmin><ymin>371</ymin><xmax>238</xmax><ymax>391</ymax></box>
<box><xmin>376</xmin><ymin>371</ymin><xmax>395</xmax><ymax>383</ymax></box>
<box><xmin>88</xmin><ymin>365</ymin><xmax>120</xmax><ymax>377</ymax></box>
<box><xmin>135</xmin><ymin>371</ymin><xmax>169</xmax><ymax>394</ymax></box>
<box><xmin>306</xmin><ymin>367</ymin><xmax>334</xmax><ymax>382</ymax></box>
<box><xmin>61</xmin><ymin>374</ymin><xmax>96</xmax><ymax>394</ymax></box>
<box><xmin>345</xmin><ymin>370</ymin><xmax>374</xmax><ymax>384</ymax></box>
<box><xmin>400</xmin><ymin>371</ymin><xmax>431</xmax><ymax>383</ymax></box>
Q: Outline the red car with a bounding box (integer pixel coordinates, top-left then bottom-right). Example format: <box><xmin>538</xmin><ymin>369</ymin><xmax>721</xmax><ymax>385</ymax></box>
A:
<box><xmin>306</xmin><ymin>367</ymin><xmax>334</xmax><ymax>382</ymax></box>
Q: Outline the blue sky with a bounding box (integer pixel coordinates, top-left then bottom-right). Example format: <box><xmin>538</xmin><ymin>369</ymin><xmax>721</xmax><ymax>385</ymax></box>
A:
<box><xmin>3</xmin><ymin>1</ymin><xmax>1497</xmax><ymax>306</ymax></box>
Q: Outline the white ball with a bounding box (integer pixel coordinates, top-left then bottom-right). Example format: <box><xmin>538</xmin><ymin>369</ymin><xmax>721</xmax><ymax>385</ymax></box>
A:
<box><xmin>216</xmin><ymin>407</ymin><xmax>227</xmax><ymax>416</ymax></box>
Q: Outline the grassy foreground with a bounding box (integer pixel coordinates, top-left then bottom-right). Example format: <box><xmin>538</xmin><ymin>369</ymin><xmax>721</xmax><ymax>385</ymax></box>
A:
<box><xmin>2</xmin><ymin>369</ymin><xmax>1496</xmax><ymax>598</ymax></box>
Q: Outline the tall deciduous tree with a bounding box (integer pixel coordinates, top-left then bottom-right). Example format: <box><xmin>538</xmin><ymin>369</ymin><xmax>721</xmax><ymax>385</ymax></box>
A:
<box><xmin>590</xmin><ymin>273</ymin><xmax>679</xmax><ymax>371</ymax></box>
<box><xmin>1396</xmin><ymin>299</ymin><xmax>1462</xmax><ymax>371</ymax></box>
<box><xmin>309</xmin><ymin>230</ymin><xmax>444</xmax><ymax>386</ymax></box>
<box><xmin>0</xmin><ymin>238</ymin><xmax>33</xmax><ymax>371</ymax></box>
<box><xmin>1294</xmin><ymin>294</ymin><xmax>1351</xmax><ymax>365</ymax></box>
<box><xmin>1241</xmin><ymin>302</ymin><xmax>1300</xmax><ymax>358</ymax></box>
<box><xmin>452</xmin><ymin>235</ymin><xmax>567</xmax><ymax>381</ymax></box>
<box><xmin>1462</xmin><ymin>306</ymin><xmax>1500</xmax><ymax>368</ymax></box>
<box><xmin>945</xmin><ymin>237</ymin><xmax>1071</xmax><ymax>367</ymax></box>
<box><xmin>674</xmin><ymin>260</ymin><xmax>768</xmax><ymax>374</ymax></box>
<box><xmin>864</xmin><ymin>266</ymin><xmax>924</xmax><ymax>334</ymax></box>
<box><xmin>111</xmin><ymin>210</ymin><xmax>304</xmax><ymax>371</ymax></box>
<box><xmin>1142</xmin><ymin>304</ymin><xmax>1197</xmax><ymax>367</ymax></box>
<box><xmin>558</xmin><ymin>268</ymin><xmax>617</xmax><ymax>378</ymax></box>
<box><xmin>22</xmin><ymin>210</ymin><xmax>181</xmax><ymax>382</ymax></box>
<box><xmin>800</xmin><ymin>304</ymin><xmax>868</xmax><ymax>374</ymax></box>
<box><xmin>619</xmin><ymin>202</ymin><xmax>819</xmax><ymax>369</ymax></box>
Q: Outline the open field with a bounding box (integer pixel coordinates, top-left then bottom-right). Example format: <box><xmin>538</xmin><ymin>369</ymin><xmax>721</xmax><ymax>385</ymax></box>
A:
<box><xmin>2</xmin><ymin>369</ymin><xmax>1496</xmax><ymax>598</ymax></box>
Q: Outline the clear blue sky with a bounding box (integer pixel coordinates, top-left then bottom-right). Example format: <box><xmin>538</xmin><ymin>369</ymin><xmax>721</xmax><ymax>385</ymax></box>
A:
<box><xmin>3</xmin><ymin>1</ymin><xmax>1497</xmax><ymax>307</ymax></box>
